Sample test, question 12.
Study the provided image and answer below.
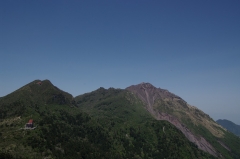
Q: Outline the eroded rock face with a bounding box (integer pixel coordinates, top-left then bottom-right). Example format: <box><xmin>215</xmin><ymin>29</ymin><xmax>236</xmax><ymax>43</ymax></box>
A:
<box><xmin>126</xmin><ymin>82</ymin><xmax>183</xmax><ymax>114</ymax></box>
<box><xmin>156</xmin><ymin>112</ymin><xmax>217</xmax><ymax>156</ymax></box>
<box><xmin>127</xmin><ymin>82</ymin><xmax>182</xmax><ymax>103</ymax></box>
<box><xmin>218</xmin><ymin>141</ymin><xmax>231</xmax><ymax>152</ymax></box>
<box><xmin>126</xmin><ymin>82</ymin><xmax>218</xmax><ymax>157</ymax></box>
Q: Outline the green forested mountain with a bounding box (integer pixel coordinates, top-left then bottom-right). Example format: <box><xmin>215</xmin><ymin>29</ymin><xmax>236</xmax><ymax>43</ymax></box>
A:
<box><xmin>0</xmin><ymin>80</ymin><xmax>239</xmax><ymax>158</ymax></box>
<box><xmin>217</xmin><ymin>119</ymin><xmax>240</xmax><ymax>137</ymax></box>
<box><xmin>0</xmin><ymin>80</ymin><xmax>75</xmax><ymax>119</ymax></box>
<box><xmin>75</xmin><ymin>87</ymin><xmax>215</xmax><ymax>159</ymax></box>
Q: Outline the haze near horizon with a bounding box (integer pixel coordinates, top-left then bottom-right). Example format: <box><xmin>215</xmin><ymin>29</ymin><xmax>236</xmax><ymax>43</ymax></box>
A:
<box><xmin>1</xmin><ymin>1</ymin><xmax>240</xmax><ymax>124</ymax></box>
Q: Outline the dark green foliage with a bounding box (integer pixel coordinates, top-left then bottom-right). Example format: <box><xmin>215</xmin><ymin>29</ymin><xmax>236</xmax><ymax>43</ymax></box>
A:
<box><xmin>22</xmin><ymin>106</ymin><xmax>114</xmax><ymax>158</ymax></box>
<box><xmin>0</xmin><ymin>151</ymin><xmax>14</xmax><ymax>159</ymax></box>
<box><xmin>0</xmin><ymin>150</ymin><xmax>27</xmax><ymax>159</ymax></box>
<box><xmin>0</xmin><ymin>100</ymin><xmax>25</xmax><ymax>119</ymax></box>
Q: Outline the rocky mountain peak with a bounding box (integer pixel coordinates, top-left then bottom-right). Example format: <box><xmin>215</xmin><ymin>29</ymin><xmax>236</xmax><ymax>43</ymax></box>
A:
<box><xmin>126</xmin><ymin>82</ymin><xmax>183</xmax><ymax>102</ymax></box>
<box><xmin>140</xmin><ymin>82</ymin><xmax>155</xmax><ymax>88</ymax></box>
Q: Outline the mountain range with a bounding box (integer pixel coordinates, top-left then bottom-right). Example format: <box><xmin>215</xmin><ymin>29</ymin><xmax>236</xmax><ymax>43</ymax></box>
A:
<box><xmin>216</xmin><ymin>119</ymin><xmax>240</xmax><ymax>137</ymax></box>
<box><xmin>0</xmin><ymin>79</ymin><xmax>239</xmax><ymax>159</ymax></box>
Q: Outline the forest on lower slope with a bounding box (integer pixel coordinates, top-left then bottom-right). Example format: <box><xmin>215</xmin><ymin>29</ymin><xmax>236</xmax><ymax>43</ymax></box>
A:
<box><xmin>0</xmin><ymin>103</ymin><xmax>216</xmax><ymax>159</ymax></box>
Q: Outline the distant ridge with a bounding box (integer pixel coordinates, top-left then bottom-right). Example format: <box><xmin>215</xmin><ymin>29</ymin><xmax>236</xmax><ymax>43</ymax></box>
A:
<box><xmin>217</xmin><ymin>119</ymin><xmax>240</xmax><ymax>137</ymax></box>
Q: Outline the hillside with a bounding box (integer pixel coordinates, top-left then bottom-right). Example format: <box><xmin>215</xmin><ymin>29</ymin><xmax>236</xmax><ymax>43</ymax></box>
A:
<box><xmin>0</xmin><ymin>80</ymin><xmax>216</xmax><ymax>159</ymax></box>
<box><xmin>0</xmin><ymin>80</ymin><xmax>113</xmax><ymax>158</ymax></box>
<box><xmin>75</xmin><ymin>87</ymin><xmax>216</xmax><ymax>159</ymax></box>
<box><xmin>217</xmin><ymin>119</ymin><xmax>240</xmax><ymax>137</ymax></box>
<box><xmin>126</xmin><ymin>82</ymin><xmax>240</xmax><ymax>159</ymax></box>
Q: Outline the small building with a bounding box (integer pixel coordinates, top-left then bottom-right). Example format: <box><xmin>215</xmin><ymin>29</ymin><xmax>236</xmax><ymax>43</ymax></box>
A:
<box><xmin>25</xmin><ymin>119</ymin><xmax>34</xmax><ymax>128</ymax></box>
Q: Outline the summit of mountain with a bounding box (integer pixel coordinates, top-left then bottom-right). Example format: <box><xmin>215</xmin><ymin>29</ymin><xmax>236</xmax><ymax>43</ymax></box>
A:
<box><xmin>1</xmin><ymin>79</ymin><xmax>74</xmax><ymax>104</ymax></box>
<box><xmin>0</xmin><ymin>79</ymin><xmax>76</xmax><ymax>119</ymax></box>
<box><xmin>126</xmin><ymin>82</ymin><xmax>185</xmax><ymax>114</ymax></box>
<box><xmin>127</xmin><ymin>82</ymin><xmax>183</xmax><ymax>99</ymax></box>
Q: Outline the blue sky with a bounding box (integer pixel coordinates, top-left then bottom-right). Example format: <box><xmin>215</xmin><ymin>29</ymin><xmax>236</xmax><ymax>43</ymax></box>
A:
<box><xmin>1</xmin><ymin>0</ymin><xmax>240</xmax><ymax>124</ymax></box>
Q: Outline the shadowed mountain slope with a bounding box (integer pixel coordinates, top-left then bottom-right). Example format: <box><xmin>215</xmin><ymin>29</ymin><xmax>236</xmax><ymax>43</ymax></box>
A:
<box><xmin>217</xmin><ymin>119</ymin><xmax>240</xmax><ymax>137</ymax></box>
<box><xmin>126</xmin><ymin>82</ymin><xmax>240</xmax><ymax>158</ymax></box>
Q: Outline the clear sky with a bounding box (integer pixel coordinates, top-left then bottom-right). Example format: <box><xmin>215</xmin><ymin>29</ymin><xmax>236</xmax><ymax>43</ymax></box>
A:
<box><xmin>1</xmin><ymin>1</ymin><xmax>240</xmax><ymax>124</ymax></box>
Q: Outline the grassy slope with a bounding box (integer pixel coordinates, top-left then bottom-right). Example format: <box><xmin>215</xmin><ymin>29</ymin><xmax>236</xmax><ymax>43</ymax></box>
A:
<box><xmin>152</xmin><ymin>97</ymin><xmax>240</xmax><ymax>159</ymax></box>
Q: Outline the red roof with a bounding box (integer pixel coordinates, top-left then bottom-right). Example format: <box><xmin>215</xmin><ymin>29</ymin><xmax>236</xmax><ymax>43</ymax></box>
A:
<box><xmin>28</xmin><ymin>119</ymin><xmax>33</xmax><ymax>124</ymax></box>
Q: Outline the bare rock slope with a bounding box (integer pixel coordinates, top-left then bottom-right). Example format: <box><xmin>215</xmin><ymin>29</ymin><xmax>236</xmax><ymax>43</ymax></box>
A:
<box><xmin>126</xmin><ymin>82</ymin><xmax>225</xmax><ymax>157</ymax></box>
